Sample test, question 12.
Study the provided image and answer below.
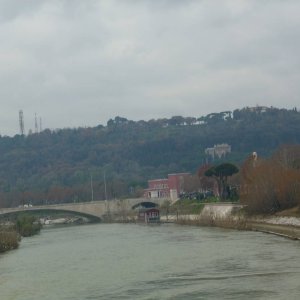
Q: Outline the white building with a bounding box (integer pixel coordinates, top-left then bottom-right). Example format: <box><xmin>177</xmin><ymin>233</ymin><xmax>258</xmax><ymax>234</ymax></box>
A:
<box><xmin>205</xmin><ymin>144</ymin><xmax>231</xmax><ymax>160</ymax></box>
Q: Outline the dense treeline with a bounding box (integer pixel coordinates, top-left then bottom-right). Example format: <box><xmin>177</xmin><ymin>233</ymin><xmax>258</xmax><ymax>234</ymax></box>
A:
<box><xmin>0</xmin><ymin>106</ymin><xmax>299</xmax><ymax>207</ymax></box>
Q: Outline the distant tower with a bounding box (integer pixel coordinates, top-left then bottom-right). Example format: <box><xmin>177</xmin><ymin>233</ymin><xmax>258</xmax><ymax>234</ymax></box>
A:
<box><xmin>252</xmin><ymin>151</ymin><xmax>258</xmax><ymax>167</ymax></box>
<box><xmin>19</xmin><ymin>110</ymin><xmax>25</xmax><ymax>135</ymax></box>
<box><xmin>39</xmin><ymin>117</ymin><xmax>42</xmax><ymax>132</ymax></box>
<box><xmin>35</xmin><ymin>113</ymin><xmax>38</xmax><ymax>133</ymax></box>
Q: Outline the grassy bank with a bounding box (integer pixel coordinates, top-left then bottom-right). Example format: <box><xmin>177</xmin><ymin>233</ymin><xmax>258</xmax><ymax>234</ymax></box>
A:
<box><xmin>166</xmin><ymin>198</ymin><xmax>206</xmax><ymax>215</ymax></box>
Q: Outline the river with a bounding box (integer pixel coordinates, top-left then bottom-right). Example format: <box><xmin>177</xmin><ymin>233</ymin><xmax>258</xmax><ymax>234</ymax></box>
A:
<box><xmin>1</xmin><ymin>223</ymin><xmax>300</xmax><ymax>299</ymax></box>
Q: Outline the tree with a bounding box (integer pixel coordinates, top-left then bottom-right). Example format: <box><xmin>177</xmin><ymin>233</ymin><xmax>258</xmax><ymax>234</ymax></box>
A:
<box><xmin>197</xmin><ymin>164</ymin><xmax>215</xmax><ymax>192</ymax></box>
<box><xmin>169</xmin><ymin>116</ymin><xmax>185</xmax><ymax>126</ymax></box>
<box><xmin>240</xmin><ymin>146</ymin><xmax>300</xmax><ymax>214</ymax></box>
<box><xmin>272</xmin><ymin>144</ymin><xmax>300</xmax><ymax>169</ymax></box>
<box><xmin>205</xmin><ymin>163</ymin><xmax>239</xmax><ymax>200</ymax></box>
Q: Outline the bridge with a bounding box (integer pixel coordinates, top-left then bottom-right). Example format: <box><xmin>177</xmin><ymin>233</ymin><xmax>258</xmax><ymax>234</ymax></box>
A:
<box><xmin>0</xmin><ymin>197</ymin><xmax>170</xmax><ymax>220</ymax></box>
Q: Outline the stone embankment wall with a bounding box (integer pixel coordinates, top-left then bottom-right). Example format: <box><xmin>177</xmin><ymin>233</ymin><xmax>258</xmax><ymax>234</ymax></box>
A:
<box><xmin>173</xmin><ymin>203</ymin><xmax>245</xmax><ymax>228</ymax></box>
<box><xmin>199</xmin><ymin>203</ymin><xmax>244</xmax><ymax>219</ymax></box>
<box><xmin>175</xmin><ymin>203</ymin><xmax>300</xmax><ymax>240</ymax></box>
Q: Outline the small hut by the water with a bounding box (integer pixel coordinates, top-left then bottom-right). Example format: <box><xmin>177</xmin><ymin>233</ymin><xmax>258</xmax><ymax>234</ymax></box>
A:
<box><xmin>137</xmin><ymin>208</ymin><xmax>160</xmax><ymax>223</ymax></box>
<box><xmin>133</xmin><ymin>202</ymin><xmax>160</xmax><ymax>223</ymax></box>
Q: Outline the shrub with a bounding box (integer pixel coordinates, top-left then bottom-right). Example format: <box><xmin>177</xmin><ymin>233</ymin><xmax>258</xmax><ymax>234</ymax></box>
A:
<box><xmin>16</xmin><ymin>215</ymin><xmax>41</xmax><ymax>237</ymax></box>
<box><xmin>240</xmin><ymin>146</ymin><xmax>300</xmax><ymax>214</ymax></box>
<box><xmin>0</xmin><ymin>230</ymin><xmax>19</xmax><ymax>253</ymax></box>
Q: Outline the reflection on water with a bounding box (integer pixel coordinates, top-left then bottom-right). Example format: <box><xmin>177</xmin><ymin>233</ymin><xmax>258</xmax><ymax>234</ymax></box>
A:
<box><xmin>0</xmin><ymin>223</ymin><xmax>300</xmax><ymax>300</ymax></box>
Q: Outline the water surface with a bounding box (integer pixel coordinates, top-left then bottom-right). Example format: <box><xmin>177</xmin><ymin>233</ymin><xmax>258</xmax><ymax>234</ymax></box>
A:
<box><xmin>1</xmin><ymin>223</ymin><xmax>300</xmax><ymax>299</ymax></box>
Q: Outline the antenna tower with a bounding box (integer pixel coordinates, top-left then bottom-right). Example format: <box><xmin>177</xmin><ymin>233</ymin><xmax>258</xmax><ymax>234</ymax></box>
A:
<box><xmin>39</xmin><ymin>117</ymin><xmax>42</xmax><ymax>132</ymax></box>
<box><xmin>35</xmin><ymin>113</ymin><xmax>38</xmax><ymax>133</ymax></box>
<box><xmin>19</xmin><ymin>110</ymin><xmax>25</xmax><ymax>135</ymax></box>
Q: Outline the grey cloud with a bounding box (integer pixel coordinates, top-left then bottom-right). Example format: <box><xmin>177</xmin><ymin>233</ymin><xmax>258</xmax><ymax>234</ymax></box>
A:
<box><xmin>0</xmin><ymin>0</ymin><xmax>300</xmax><ymax>135</ymax></box>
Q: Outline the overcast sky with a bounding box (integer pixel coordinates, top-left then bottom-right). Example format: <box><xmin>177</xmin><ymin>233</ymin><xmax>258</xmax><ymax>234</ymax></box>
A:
<box><xmin>1</xmin><ymin>0</ymin><xmax>300</xmax><ymax>136</ymax></box>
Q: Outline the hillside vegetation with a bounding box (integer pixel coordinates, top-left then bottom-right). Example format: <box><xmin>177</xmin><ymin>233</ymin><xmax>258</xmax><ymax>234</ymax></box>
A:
<box><xmin>0</xmin><ymin>106</ymin><xmax>299</xmax><ymax>207</ymax></box>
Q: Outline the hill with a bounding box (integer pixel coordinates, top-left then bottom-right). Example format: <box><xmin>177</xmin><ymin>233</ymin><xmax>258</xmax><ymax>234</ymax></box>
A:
<box><xmin>0</xmin><ymin>106</ymin><xmax>299</xmax><ymax>207</ymax></box>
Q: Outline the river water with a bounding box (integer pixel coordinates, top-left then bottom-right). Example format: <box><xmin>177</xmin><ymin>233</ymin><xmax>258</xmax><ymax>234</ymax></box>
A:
<box><xmin>1</xmin><ymin>223</ymin><xmax>300</xmax><ymax>300</ymax></box>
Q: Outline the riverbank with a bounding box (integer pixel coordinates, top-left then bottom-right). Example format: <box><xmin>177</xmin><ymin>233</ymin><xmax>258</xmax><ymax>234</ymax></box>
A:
<box><xmin>174</xmin><ymin>213</ymin><xmax>300</xmax><ymax>240</ymax></box>
<box><xmin>247</xmin><ymin>220</ymin><xmax>300</xmax><ymax>240</ymax></box>
<box><xmin>246</xmin><ymin>213</ymin><xmax>300</xmax><ymax>240</ymax></box>
<box><xmin>169</xmin><ymin>202</ymin><xmax>300</xmax><ymax>240</ymax></box>
<box><xmin>0</xmin><ymin>214</ymin><xmax>42</xmax><ymax>253</ymax></box>
<box><xmin>0</xmin><ymin>229</ymin><xmax>19</xmax><ymax>253</ymax></box>
<box><xmin>2</xmin><ymin>207</ymin><xmax>299</xmax><ymax>254</ymax></box>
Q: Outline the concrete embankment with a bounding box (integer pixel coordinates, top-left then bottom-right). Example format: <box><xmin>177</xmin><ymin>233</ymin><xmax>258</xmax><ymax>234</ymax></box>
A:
<box><xmin>173</xmin><ymin>203</ymin><xmax>300</xmax><ymax>240</ymax></box>
<box><xmin>246</xmin><ymin>216</ymin><xmax>300</xmax><ymax>240</ymax></box>
<box><xmin>247</xmin><ymin>219</ymin><xmax>300</xmax><ymax>240</ymax></box>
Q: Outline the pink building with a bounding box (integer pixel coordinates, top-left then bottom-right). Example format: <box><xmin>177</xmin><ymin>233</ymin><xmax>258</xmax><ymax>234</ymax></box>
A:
<box><xmin>144</xmin><ymin>173</ymin><xmax>190</xmax><ymax>201</ymax></box>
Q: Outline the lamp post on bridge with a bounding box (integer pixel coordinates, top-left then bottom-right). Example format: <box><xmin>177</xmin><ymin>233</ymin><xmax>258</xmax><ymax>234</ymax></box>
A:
<box><xmin>104</xmin><ymin>171</ymin><xmax>107</xmax><ymax>201</ymax></box>
<box><xmin>90</xmin><ymin>174</ymin><xmax>94</xmax><ymax>202</ymax></box>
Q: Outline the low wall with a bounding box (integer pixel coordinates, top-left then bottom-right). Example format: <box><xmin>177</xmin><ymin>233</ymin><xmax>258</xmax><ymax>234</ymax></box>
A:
<box><xmin>200</xmin><ymin>203</ymin><xmax>244</xmax><ymax>219</ymax></box>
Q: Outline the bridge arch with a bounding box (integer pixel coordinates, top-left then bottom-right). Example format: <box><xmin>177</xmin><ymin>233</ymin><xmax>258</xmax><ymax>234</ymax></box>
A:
<box><xmin>131</xmin><ymin>201</ymin><xmax>158</xmax><ymax>210</ymax></box>
<box><xmin>0</xmin><ymin>208</ymin><xmax>102</xmax><ymax>222</ymax></box>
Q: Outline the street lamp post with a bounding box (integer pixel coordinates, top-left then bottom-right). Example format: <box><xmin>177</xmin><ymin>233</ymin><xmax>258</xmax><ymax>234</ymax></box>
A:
<box><xmin>90</xmin><ymin>174</ymin><xmax>94</xmax><ymax>202</ymax></box>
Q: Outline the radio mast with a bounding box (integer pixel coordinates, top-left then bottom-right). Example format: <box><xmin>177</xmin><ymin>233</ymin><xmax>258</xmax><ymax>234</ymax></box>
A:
<box><xmin>39</xmin><ymin>117</ymin><xmax>42</xmax><ymax>132</ymax></box>
<box><xmin>34</xmin><ymin>113</ymin><xmax>38</xmax><ymax>133</ymax></box>
<box><xmin>19</xmin><ymin>110</ymin><xmax>25</xmax><ymax>135</ymax></box>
